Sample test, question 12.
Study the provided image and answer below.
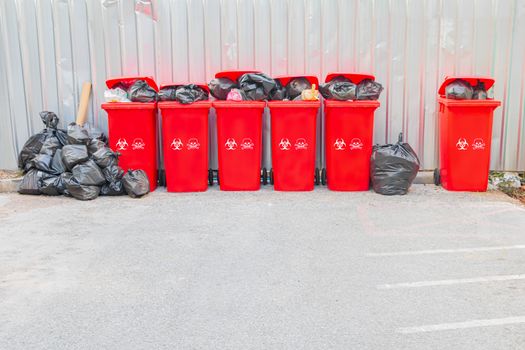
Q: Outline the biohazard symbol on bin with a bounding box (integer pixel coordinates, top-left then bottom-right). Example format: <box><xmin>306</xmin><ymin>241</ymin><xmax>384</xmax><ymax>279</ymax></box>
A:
<box><xmin>472</xmin><ymin>138</ymin><xmax>485</xmax><ymax>150</ymax></box>
<box><xmin>116</xmin><ymin>138</ymin><xmax>128</xmax><ymax>151</ymax></box>
<box><xmin>187</xmin><ymin>138</ymin><xmax>200</xmax><ymax>150</ymax></box>
<box><xmin>241</xmin><ymin>138</ymin><xmax>255</xmax><ymax>150</ymax></box>
<box><xmin>171</xmin><ymin>138</ymin><xmax>183</xmax><ymax>151</ymax></box>
<box><xmin>294</xmin><ymin>138</ymin><xmax>308</xmax><ymax>150</ymax></box>
<box><xmin>132</xmin><ymin>138</ymin><xmax>146</xmax><ymax>150</ymax></box>
<box><xmin>334</xmin><ymin>138</ymin><xmax>346</xmax><ymax>151</ymax></box>
<box><xmin>349</xmin><ymin>138</ymin><xmax>363</xmax><ymax>150</ymax></box>
<box><xmin>456</xmin><ymin>138</ymin><xmax>469</xmax><ymax>151</ymax></box>
<box><xmin>225</xmin><ymin>138</ymin><xmax>237</xmax><ymax>151</ymax></box>
<box><xmin>279</xmin><ymin>138</ymin><xmax>291</xmax><ymax>151</ymax></box>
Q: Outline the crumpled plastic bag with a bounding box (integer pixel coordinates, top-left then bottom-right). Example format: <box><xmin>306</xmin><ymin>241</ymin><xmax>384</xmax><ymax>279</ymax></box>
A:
<box><xmin>175</xmin><ymin>84</ymin><xmax>209</xmax><ymax>104</ymax></box>
<box><xmin>445</xmin><ymin>79</ymin><xmax>473</xmax><ymax>100</ymax></box>
<box><xmin>100</xmin><ymin>180</ymin><xmax>126</xmax><ymax>196</ymax></box>
<box><xmin>102</xmin><ymin>165</ymin><xmax>125</xmax><ymax>183</ymax></box>
<box><xmin>122</xmin><ymin>169</ymin><xmax>150</xmax><ymax>198</ymax></box>
<box><xmin>128</xmin><ymin>80</ymin><xmax>157</xmax><ymax>102</ymax></box>
<box><xmin>67</xmin><ymin>123</ymin><xmax>90</xmax><ymax>144</ymax></box>
<box><xmin>39</xmin><ymin>172</ymin><xmax>65</xmax><ymax>196</ymax></box>
<box><xmin>472</xmin><ymin>81</ymin><xmax>487</xmax><ymax>100</ymax></box>
<box><xmin>87</xmin><ymin>139</ymin><xmax>107</xmax><ymax>155</ymax></box>
<box><xmin>269</xmin><ymin>80</ymin><xmax>287</xmax><ymax>100</ymax></box>
<box><xmin>356</xmin><ymin>79</ymin><xmax>383</xmax><ymax>100</ymax></box>
<box><xmin>104</xmin><ymin>88</ymin><xmax>130</xmax><ymax>102</ymax></box>
<box><xmin>30</xmin><ymin>153</ymin><xmax>53</xmax><ymax>172</ymax></box>
<box><xmin>39</xmin><ymin>136</ymin><xmax>61</xmax><ymax>156</ymax></box>
<box><xmin>238</xmin><ymin>73</ymin><xmax>276</xmax><ymax>101</ymax></box>
<box><xmin>64</xmin><ymin>175</ymin><xmax>100</xmax><ymax>201</ymax></box>
<box><xmin>18</xmin><ymin>169</ymin><xmax>43</xmax><ymax>195</ymax></box>
<box><xmin>61</xmin><ymin>144</ymin><xmax>89</xmax><ymax>170</ymax></box>
<box><xmin>72</xmin><ymin>159</ymin><xmax>106</xmax><ymax>186</ymax></box>
<box><xmin>226</xmin><ymin>88</ymin><xmax>247</xmax><ymax>101</ymax></box>
<box><xmin>324</xmin><ymin>82</ymin><xmax>357</xmax><ymax>101</ymax></box>
<box><xmin>285</xmin><ymin>77</ymin><xmax>312</xmax><ymax>100</ymax></box>
<box><xmin>371</xmin><ymin>133</ymin><xmax>420</xmax><ymax>195</ymax></box>
<box><xmin>51</xmin><ymin>149</ymin><xmax>66</xmax><ymax>175</ymax></box>
<box><xmin>158</xmin><ymin>86</ymin><xmax>178</xmax><ymax>101</ymax></box>
<box><xmin>91</xmin><ymin>147</ymin><xmax>118</xmax><ymax>168</ymax></box>
<box><xmin>208</xmin><ymin>78</ymin><xmax>237</xmax><ymax>100</ymax></box>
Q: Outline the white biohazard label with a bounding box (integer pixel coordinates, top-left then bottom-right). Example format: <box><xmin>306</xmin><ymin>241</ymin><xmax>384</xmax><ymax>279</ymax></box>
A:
<box><xmin>334</xmin><ymin>138</ymin><xmax>346</xmax><ymax>151</ymax></box>
<box><xmin>116</xmin><ymin>138</ymin><xmax>128</xmax><ymax>151</ymax></box>
<box><xmin>187</xmin><ymin>138</ymin><xmax>200</xmax><ymax>150</ymax></box>
<box><xmin>349</xmin><ymin>138</ymin><xmax>364</xmax><ymax>150</ymax></box>
<box><xmin>171</xmin><ymin>138</ymin><xmax>183</xmax><ymax>151</ymax></box>
<box><xmin>132</xmin><ymin>138</ymin><xmax>146</xmax><ymax>150</ymax></box>
<box><xmin>472</xmin><ymin>138</ymin><xmax>485</xmax><ymax>150</ymax></box>
<box><xmin>456</xmin><ymin>138</ymin><xmax>469</xmax><ymax>151</ymax></box>
<box><xmin>279</xmin><ymin>138</ymin><xmax>291</xmax><ymax>151</ymax></box>
<box><xmin>240</xmin><ymin>138</ymin><xmax>254</xmax><ymax>150</ymax></box>
<box><xmin>225</xmin><ymin>138</ymin><xmax>237</xmax><ymax>151</ymax></box>
<box><xmin>294</xmin><ymin>138</ymin><xmax>308</xmax><ymax>150</ymax></box>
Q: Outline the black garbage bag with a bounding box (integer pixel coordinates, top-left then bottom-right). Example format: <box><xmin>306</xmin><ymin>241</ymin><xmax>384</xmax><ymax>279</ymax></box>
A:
<box><xmin>102</xmin><ymin>165</ymin><xmax>125</xmax><ymax>182</ymax></box>
<box><xmin>238</xmin><ymin>73</ymin><xmax>276</xmax><ymax>101</ymax></box>
<box><xmin>64</xmin><ymin>175</ymin><xmax>100</xmax><ymax>201</ymax></box>
<box><xmin>72</xmin><ymin>159</ymin><xmax>106</xmax><ymax>186</ymax></box>
<box><xmin>320</xmin><ymin>76</ymin><xmax>352</xmax><ymax>99</ymax></box>
<box><xmin>269</xmin><ymin>80</ymin><xmax>287</xmax><ymax>101</ymax></box>
<box><xmin>208</xmin><ymin>78</ymin><xmax>237</xmax><ymax>100</ymax></box>
<box><xmin>122</xmin><ymin>169</ymin><xmax>150</xmax><ymax>198</ymax></box>
<box><xmin>91</xmin><ymin>147</ymin><xmax>118</xmax><ymax>168</ymax></box>
<box><xmin>30</xmin><ymin>154</ymin><xmax>53</xmax><ymax>172</ymax></box>
<box><xmin>18</xmin><ymin>169</ymin><xmax>43</xmax><ymax>195</ymax></box>
<box><xmin>472</xmin><ymin>81</ymin><xmax>487</xmax><ymax>100</ymax></box>
<box><xmin>371</xmin><ymin>133</ymin><xmax>420</xmax><ymax>195</ymax></box>
<box><xmin>87</xmin><ymin>139</ymin><xmax>107</xmax><ymax>155</ymax></box>
<box><xmin>285</xmin><ymin>77</ymin><xmax>312</xmax><ymax>100</ymax></box>
<box><xmin>100</xmin><ymin>181</ymin><xmax>126</xmax><ymax>196</ymax></box>
<box><xmin>18</xmin><ymin>133</ymin><xmax>48</xmax><ymax>171</ymax></box>
<box><xmin>39</xmin><ymin>172</ymin><xmax>65</xmax><ymax>196</ymax></box>
<box><xmin>158</xmin><ymin>86</ymin><xmax>178</xmax><ymax>101</ymax></box>
<box><xmin>39</xmin><ymin>136</ymin><xmax>61</xmax><ymax>156</ymax></box>
<box><xmin>85</xmin><ymin>124</ymin><xmax>107</xmax><ymax>142</ymax></box>
<box><xmin>326</xmin><ymin>82</ymin><xmax>357</xmax><ymax>101</ymax></box>
<box><xmin>61</xmin><ymin>144</ymin><xmax>89</xmax><ymax>170</ymax></box>
<box><xmin>445</xmin><ymin>79</ymin><xmax>473</xmax><ymax>100</ymax></box>
<box><xmin>356</xmin><ymin>79</ymin><xmax>383</xmax><ymax>100</ymax></box>
<box><xmin>128</xmin><ymin>80</ymin><xmax>157</xmax><ymax>102</ymax></box>
<box><xmin>51</xmin><ymin>149</ymin><xmax>66</xmax><ymax>175</ymax></box>
<box><xmin>175</xmin><ymin>84</ymin><xmax>209</xmax><ymax>104</ymax></box>
<box><xmin>60</xmin><ymin>172</ymin><xmax>73</xmax><ymax>196</ymax></box>
<box><xmin>66</xmin><ymin>123</ymin><xmax>90</xmax><ymax>144</ymax></box>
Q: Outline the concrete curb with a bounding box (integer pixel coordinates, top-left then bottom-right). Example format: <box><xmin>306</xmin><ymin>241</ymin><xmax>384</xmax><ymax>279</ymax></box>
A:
<box><xmin>413</xmin><ymin>171</ymin><xmax>434</xmax><ymax>185</ymax></box>
<box><xmin>0</xmin><ymin>177</ymin><xmax>22</xmax><ymax>193</ymax></box>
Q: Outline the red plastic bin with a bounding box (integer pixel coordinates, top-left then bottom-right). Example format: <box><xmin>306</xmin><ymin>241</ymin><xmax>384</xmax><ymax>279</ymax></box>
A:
<box><xmin>212</xmin><ymin>70</ymin><xmax>265</xmax><ymax>191</ymax></box>
<box><xmin>436</xmin><ymin>77</ymin><xmax>501</xmax><ymax>191</ymax></box>
<box><xmin>158</xmin><ymin>84</ymin><xmax>211</xmax><ymax>192</ymax></box>
<box><xmin>101</xmin><ymin>77</ymin><xmax>158</xmax><ymax>191</ymax></box>
<box><xmin>324</xmin><ymin>73</ymin><xmax>380</xmax><ymax>191</ymax></box>
<box><xmin>268</xmin><ymin>76</ymin><xmax>320</xmax><ymax>191</ymax></box>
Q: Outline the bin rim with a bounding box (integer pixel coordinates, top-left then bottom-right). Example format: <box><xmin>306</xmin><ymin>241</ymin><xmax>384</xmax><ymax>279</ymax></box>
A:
<box><xmin>438</xmin><ymin>76</ymin><xmax>495</xmax><ymax>96</ymax></box>
<box><xmin>437</xmin><ymin>96</ymin><xmax>501</xmax><ymax>107</ymax></box>
<box><xmin>159</xmin><ymin>83</ymin><xmax>210</xmax><ymax>93</ymax></box>
<box><xmin>215</xmin><ymin>70</ymin><xmax>261</xmax><ymax>82</ymax></box>
<box><xmin>158</xmin><ymin>101</ymin><xmax>212</xmax><ymax>109</ymax></box>
<box><xmin>101</xmin><ymin>102</ymin><xmax>157</xmax><ymax>110</ymax></box>
<box><xmin>267</xmin><ymin>100</ymin><xmax>321</xmax><ymax>108</ymax></box>
<box><xmin>106</xmin><ymin>76</ymin><xmax>159</xmax><ymax>91</ymax></box>
<box><xmin>323</xmin><ymin>100</ymin><xmax>380</xmax><ymax>108</ymax></box>
<box><xmin>212</xmin><ymin>100</ymin><xmax>266</xmax><ymax>109</ymax></box>
<box><xmin>325</xmin><ymin>73</ymin><xmax>375</xmax><ymax>84</ymax></box>
<box><xmin>273</xmin><ymin>75</ymin><xmax>319</xmax><ymax>87</ymax></box>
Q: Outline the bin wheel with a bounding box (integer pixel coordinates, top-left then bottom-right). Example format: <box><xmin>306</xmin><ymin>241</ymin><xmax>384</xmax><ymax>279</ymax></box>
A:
<box><xmin>433</xmin><ymin>168</ymin><xmax>441</xmax><ymax>186</ymax></box>
<box><xmin>208</xmin><ymin>169</ymin><xmax>214</xmax><ymax>186</ymax></box>
<box><xmin>321</xmin><ymin>168</ymin><xmax>327</xmax><ymax>186</ymax></box>
<box><xmin>315</xmin><ymin>168</ymin><xmax>320</xmax><ymax>186</ymax></box>
<box><xmin>270</xmin><ymin>169</ymin><xmax>274</xmax><ymax>185</ymax></box>
<box><xmin>262</xmin><ymin>168</ymin><xmax>268</xmax><ymax>185</ymax></box>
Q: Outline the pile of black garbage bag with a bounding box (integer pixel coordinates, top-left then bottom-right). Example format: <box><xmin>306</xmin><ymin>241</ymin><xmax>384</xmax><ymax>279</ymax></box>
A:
<box><xmin>445</xmin><ymin>79</ymin><xmax>487</xmax><ymax>100</ymax></box>
<box><xmin>320</xmin><ymin>75</ymin><xmax>383</xmax><ymax>101</ymax></box>
<box><xmin>208</xmin><ymin>73</ymin><xmax>278</xmax><ymax>101</ymax></box>
<box><xmin>17</xmin><ymin>111</ymin><xmax>150</xmax><ymax>200</ymax></box>
<box><xmin>269</xmin><ymin>77</ymin><xmax>317</xmax><ymax>101</ymax></box>
<box><xmin>158</xmin><ymin>84</ymin><xmax>209</xmax><ymax>104</ymax></box>
<box><xmin>370</xmin><ymin>133</ymin><xmax>420</xmax><ymax>195</ymax></box>
<box><xmin>105</xmin><ymin>79</ymin><xmax>158</xmax><ymax>103</ymax></box>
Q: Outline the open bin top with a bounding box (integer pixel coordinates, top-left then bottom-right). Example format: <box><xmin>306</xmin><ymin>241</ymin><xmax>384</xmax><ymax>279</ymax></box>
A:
<box><xmin>106</xmin><ymin>76</ymin><xmax>159</xmax><ymax>91</ymax></box>
<box><xmin>325</xmin><ymin>73</ymin><xmax>375</xmax><ymax>84</ymax></box>
<box><xmin>215</xmin><ymin>70</ymin><xmax>260</xmax><ymax>82</ymax></box>
<box><xmin>438</xmin><ymin>76</ymin><xmax>495</xmax><ymax>96</ymax></box>
<box><xmin>273</xmin><ymin>75</ymin><xmax>319</xmax><ymax>87</ymax></box>
<box><xmin>159</xmin><ymin>83</ymin><xmax>210</xmax><ymax>94</ymax></box>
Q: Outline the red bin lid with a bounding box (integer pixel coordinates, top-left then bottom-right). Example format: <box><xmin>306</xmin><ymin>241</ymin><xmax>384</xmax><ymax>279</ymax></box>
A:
<box><xmin>214</xmin><ymin>70</ymin><xmax>261</xmax><ymax>82</ymax></box>
<box><xmin>325</xmin><ymin>72</ymin><xmax>375</xmax><ymax>84</ymax></box>
<box><xmin>273</xmin><ymin>75</ymin><xmax>319</xmax><ymax>87</ymax></box>
<box><xmin>159</xmin><ymin>83</ymin><xmax>210</xmax><ymax>93</ymax></box>
<box><xmin>438</xmin><ymin>76</ymin><xmax>495</xmax><ymax>96</ymax></box>
<box><xmin>106</xmin><ymin>76</ymin><xmax>159</xmax><ymax>91</ymax></box>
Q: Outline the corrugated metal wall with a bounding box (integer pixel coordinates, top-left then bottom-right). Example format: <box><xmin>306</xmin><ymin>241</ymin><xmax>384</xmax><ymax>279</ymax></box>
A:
<box><xmin>1</xmin><ymin>0</ymin><xmax>525</xmax><ymax>171</ymax></box>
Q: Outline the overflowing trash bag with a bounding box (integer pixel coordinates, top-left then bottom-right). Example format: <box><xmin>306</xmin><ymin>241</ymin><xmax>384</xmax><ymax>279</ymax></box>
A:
<box><xmin>356</xmin><ymin>79</ymin><xmax>384</xmax><ymax>100</ymax></box>
<box><xmin>238</xmin><ymin>73</ymin><xmax>277</xmax><ymax>101</ymax></box>
<box><xmin>122</xmin><ymin>169</ymin><xmax>150</xmax><ymax>198</ymax></box>
<box><xmin>226</xmin><ymin>88</ymin><xmax>247</xmax><ymax>101</ymax></box>
<box><xmin>445</xmin><ymin>79</ymin><xmax>473</xmax><ymax>100</ymax></box>
<box><xmin>158</xmin><ymin>86</ymin><xmax>178</xmax><ymax>101</ymax></box>
<box><xmin>128</xmin><ymin>79</ymin><xmax>158</xmax><ymax>102</ymax></box>
<box><xmin>175</xmin><ymin>85</ymin><xmax>209</xmax><ymax>104</ymax></box>
<box><xmin>18</xmin><ymin>111</ymin><xmax>151</xmax><ymax>200</ymax></box>
<box><xmin>208</xmin><ymin>77</ymin><xmax>237</xmax><ymax>100</ymax></box>
<box><xmin>472</xmin><ymin>81</ymin><xmax>487</xmax><ymax>100</ymax></box>
<box><xmin>104</xmin><ymin>88</ymin><xmax>130</xmax><ymax>102</ymax></box>
<box><xmin>322</xmin><ymin>81</ymin><xmax>357</xmax><ymax>101</ymax></box>
<box><xmin>269</xmin><ymin>80</ymin><xmax>287</xmax><ymax>101</ymax></box>
<box><xmin>370</xmin><ymin>133</ymin><xmax>420</xmax><ymax>195</ymax></box>
<box><xmin>285</xmin><ymin>77</ymin><xmax>312</xmax><ymax>100</ymax></box>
